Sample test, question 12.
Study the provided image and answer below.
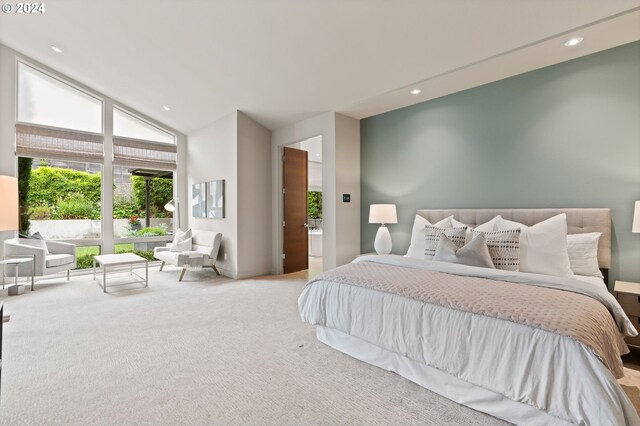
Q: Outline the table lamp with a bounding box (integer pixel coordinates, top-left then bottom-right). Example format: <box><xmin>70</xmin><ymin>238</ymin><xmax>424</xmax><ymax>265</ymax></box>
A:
<box><xmin>0</xmin><ymin>175</ymin><xmax>19</xmax><ymax>232</ymax></box>
<box><xmin>369</xmin><ymin>204</ymin><xmax>397</xmax><ymax>255</ymax></box>
<box><xmin>633</xmin><ymin>201</ymin><xmax>640</xmax><ymax>234</ymax></box>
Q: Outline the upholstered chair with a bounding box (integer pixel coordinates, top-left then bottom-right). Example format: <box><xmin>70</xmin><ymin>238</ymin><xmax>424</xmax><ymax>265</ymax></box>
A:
<box><xmin>4</xmin><ymin>238</ymin><xmax>76</xmax><ymax>281</ymax></box>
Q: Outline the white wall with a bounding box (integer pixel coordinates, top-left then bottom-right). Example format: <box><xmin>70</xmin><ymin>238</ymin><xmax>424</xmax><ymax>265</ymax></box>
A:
<box><xmin>187</xmin><ymin>112</ymin><xmax>238</xmax><ymax>277</ymax></box>
<box><xmin>237</xmin><ymin>112</ymin><xmax>272</xmax><ymax>278</ymax></box>
<box><xmin>334</xmin><ymin>113</ymin><xmax>360</xmax><ymax>266</ymax></box>
<box><xmin>0</xmin><ymin>45</ymin><xmax>17</xmax><ymax>258</ymax></box>
<box><xmin>187</xmin><ymin>110</ymin><xmax>272</xmax><ymax>279</ymax></box>
<box><xmin>271</xmin><ymin>112</ymin><xmax>360</xmax><ymax>273</ymax></box>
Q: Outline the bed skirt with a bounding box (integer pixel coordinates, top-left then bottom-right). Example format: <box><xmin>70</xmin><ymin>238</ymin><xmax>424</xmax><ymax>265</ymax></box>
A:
<box><xmin>316</xmin><ymin>326</ymin><xmax>572</xmax><ymax>426</ymax></box>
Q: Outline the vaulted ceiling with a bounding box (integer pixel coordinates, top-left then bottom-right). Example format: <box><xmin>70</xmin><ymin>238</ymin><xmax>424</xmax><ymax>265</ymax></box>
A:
<box><xmin>1</xmin><ymin>1</ymin><xmax>638</xmax><ymax>133</ymax></box>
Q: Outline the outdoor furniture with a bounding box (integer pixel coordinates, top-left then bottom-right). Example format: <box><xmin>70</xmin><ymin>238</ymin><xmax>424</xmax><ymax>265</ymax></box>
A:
<box><xmin>4</xmin><ymin>238</ymin><xmax>76</xmax><ymax>283</ymax></box>
<box><xmin>93</xmin><ymin>253</ymin><xmax>148</xmax><ymax>293</ymax></box>
<box><xmin>154</xmin><ymin>230</ymin><xmax>222</xmax><ymax>281</ymax></box>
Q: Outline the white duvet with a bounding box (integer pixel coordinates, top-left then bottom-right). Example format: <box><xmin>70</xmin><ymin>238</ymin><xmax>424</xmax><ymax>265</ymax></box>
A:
<box><xmin>298</xmin><ymin>255</ymin><xmax>640</xmax><ymax>425</ymax></box>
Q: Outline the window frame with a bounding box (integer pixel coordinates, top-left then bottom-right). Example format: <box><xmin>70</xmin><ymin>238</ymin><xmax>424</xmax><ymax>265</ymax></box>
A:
<box><xmin>14</xmin><ymin>57</ymin><xmax>179</xmax><ymax>259</ymax></box>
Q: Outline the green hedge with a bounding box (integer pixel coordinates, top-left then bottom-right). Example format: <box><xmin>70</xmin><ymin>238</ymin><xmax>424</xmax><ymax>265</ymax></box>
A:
<box><xmin>21</xmin><ymin>162</ymin><xmax>173</xmax><ymax>221</ymax></box>
<box><xmin>28</xmin><ymin>166</ymin><xmax>101</xmax><ymax>207</ymax></box>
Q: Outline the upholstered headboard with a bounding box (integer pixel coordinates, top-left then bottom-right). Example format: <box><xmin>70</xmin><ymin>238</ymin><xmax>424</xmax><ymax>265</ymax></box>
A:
<box><xmin>416</xmin><ymin>208</ymin><xmax>611</xmax><ymax>269</ymax></box>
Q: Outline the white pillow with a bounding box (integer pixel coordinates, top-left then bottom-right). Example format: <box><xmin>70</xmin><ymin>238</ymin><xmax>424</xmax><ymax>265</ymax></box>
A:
<box><xmin>452</xmin><ymin>215</ymin><xmax>500</xmax><ymax>242</ymax></box>
<box><xmin>172</xmin><ymin>228</ymin><xmax>192</xmax><ymax>245</ymax></box>
<box><xmin>405</xmin><ymin>215</ymin><xmax>453</xmax><ymax>259</ymax></box>
<box><xmin>496</xmin><ymin>214</ymin><xmax>572</xmax><ymax>277</ymax></box>
<box><xmin>567</xmin><ymin>232</ymin><xmax>603</xmax><ymax>278</ymax></box>
<box><xmin>170</xmin><ymin>236</ymin><xmax>193</xmax><ymax>252</ymax></box>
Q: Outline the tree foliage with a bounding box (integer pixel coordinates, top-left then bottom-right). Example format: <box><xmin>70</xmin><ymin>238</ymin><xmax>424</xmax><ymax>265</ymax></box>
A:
<box><xmin>17</xmin><ymin>157</ymin><xmax>33</xmax><ymax>234</ymax></box>
<box><xmin>308</xmin><ymin>191</ymin><xmax>322</xmax><ymax>219</ymax></box>
<box><xmin>132</xmin><ymin>176</ymin><xmax>173</xmax><ymax>218</ymax></box>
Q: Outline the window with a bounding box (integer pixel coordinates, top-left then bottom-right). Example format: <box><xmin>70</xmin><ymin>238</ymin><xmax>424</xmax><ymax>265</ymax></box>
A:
<box><xmin>18</xmin><ymin>157</ymin><xmax>102</xmax><ymax>241</ymax></box>
<box><xmin>113</xmin><ymin>166</ymin><xmax>174</xmax><ymax>239</ymax></box>
<box><xmin>17</xmin><ymin>62</ymin><xmax>102</xmax><ymax>133</ymax></box>
<box><xmin>114</xmin><ymin>108</ymin><xmax>175</xmax><ymax>144</ymax></box>
<box><xmin>15</xmin><ymin>61</ymin><xmax>177</xmax><ymax>262</ymax></box>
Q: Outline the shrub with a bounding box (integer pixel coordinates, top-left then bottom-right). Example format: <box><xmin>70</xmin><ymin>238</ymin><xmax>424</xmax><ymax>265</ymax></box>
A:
<box><xmin>113</xmin><ymin>196</ymin><xmax>140</xmax><ymax>219</ymax></box>
<box><xmin>29</xmin><ymin>205</ymin><xmax>52</xmax><ymax>220</ymax></box>
<box><xmin>75</xmin><ymin>253</ymin><xmax>95</xmax><ymax>270</ymax></box>
<box><xmin>28</xmin><ymin>165</ymin><xmax>101</xmax><ymax>208</ymax></box>
<box><xmin>308</xmin><ymin>191</ymin><xmax>322</xmax><ymax>219</ymax></box>
<box><xmin>76</xmin><ymin>249</ymin><xmax>156</xmax><ymax>269</ymax></box>
<box><xmin>131</xmin><ymin>226</ymin><xmax>168</xmax><ymax>237</ymax></box>
<box><xmin>52</xmin><ymin>195</ymin><xmax>100</xmax><ymax>220</ymax></box>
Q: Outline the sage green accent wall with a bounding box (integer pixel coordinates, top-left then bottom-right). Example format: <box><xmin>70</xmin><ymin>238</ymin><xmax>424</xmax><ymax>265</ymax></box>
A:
<box><xmin>361</xmin><ymin>41</ymin><xmax>640</xmax><ymax>285</ymax></box>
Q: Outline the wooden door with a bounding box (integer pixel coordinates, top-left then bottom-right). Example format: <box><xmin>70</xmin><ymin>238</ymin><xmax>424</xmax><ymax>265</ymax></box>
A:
<box><xmin>283</xmin><ymin>147</ymin><xmax>308</xmax><ymax>273</ymax></box>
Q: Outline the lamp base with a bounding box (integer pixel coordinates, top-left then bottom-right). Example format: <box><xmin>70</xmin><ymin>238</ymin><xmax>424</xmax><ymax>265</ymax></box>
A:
<box><xmin>374</xmin><ymin>225</ymin><xmax>392</xmax><ymax>255</ymax></box>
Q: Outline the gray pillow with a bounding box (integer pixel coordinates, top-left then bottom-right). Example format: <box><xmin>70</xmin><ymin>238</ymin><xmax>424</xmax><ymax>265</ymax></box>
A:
<box><xmin>472</xmin><ymin>228</ymin><xmax>521</xmax><ymax>272</ymax></box>
<box><xmin>424</xmin><ymin>225</ymin><xmax>467</xmax><ymax>259</ymax></box>
<box><xmin>434</xmin><ymin>233</ymin><xmax>495</xmax><ymax>269</ymax></box>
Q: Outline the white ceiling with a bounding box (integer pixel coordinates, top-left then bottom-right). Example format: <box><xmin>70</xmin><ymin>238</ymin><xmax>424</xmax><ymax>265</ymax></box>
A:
<box><xmin>1</xmin><ymin>1</ymin><xmax>639</xmax><ymax>134</ymax></box>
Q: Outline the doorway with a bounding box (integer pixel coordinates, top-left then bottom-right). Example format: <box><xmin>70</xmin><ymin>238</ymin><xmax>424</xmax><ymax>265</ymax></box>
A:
<box><xmin>282</xmin><ymin>136</ymin><xmax>322</xmax><ymax>276</ymax></box>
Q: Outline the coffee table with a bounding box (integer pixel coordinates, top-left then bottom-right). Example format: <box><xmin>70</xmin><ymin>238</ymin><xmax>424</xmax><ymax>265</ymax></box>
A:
<box><xmin>93</xmin><ymin>253</ymin><xmax>148</xmax><ymax>293</ymax></box>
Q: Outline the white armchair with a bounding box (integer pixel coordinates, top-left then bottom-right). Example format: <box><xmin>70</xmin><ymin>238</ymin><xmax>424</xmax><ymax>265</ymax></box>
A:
<box><xmin>4</xmin><ymin>238</ymin><xmax>76</xmax><ymax>281</ymax></box>
<box><xmin>154</xmin><ymin>230</ymin><xmax>222</xmax><ymax>281</ymax></box>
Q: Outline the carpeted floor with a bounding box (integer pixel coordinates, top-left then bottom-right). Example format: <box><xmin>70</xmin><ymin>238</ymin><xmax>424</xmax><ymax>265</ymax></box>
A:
<box><xmin>0</xmin><ymin>266</ymin><xmax>637</xmax><ymax>425</ymax></box>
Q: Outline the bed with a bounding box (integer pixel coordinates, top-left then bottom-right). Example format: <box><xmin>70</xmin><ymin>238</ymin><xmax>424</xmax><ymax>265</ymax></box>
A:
<box><xmin>298</xmin><ymin>208</ymin><xmax>640</xmax><ymax>425</ymax></box>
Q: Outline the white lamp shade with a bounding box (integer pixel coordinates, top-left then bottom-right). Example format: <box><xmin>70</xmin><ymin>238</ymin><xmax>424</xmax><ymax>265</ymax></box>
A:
<box><xmin>0</xmin><ymin>175</ymin><xmax>19</xmax><ymax>232</ymax></box>
<box><xmin>164</xmin><ymin>198</ymin><xmax>176</xmax><ymax>212</ymax></box>
<box><xmin>369</xmin><ymin>204</ymin><xmax>397</xmax><ymax>224</ymax></box>
<box><xmin>633</xmin><ymin>201</ymin><xmax>640</xmax><ymax>233</ymax></box>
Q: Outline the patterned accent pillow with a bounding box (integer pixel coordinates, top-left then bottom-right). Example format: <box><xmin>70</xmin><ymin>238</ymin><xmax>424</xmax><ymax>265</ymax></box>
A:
<box><xmin>424</xmin><ymin>226</ymin><xmax>467</xmax><ymax>259</ymax></box>
<box><xmin>434</xmin><ymin>233</ymin><xmax>495</xmax><ymax>269</ymax></box>
<box><xmin>472</xmin><ymin>228</ymin><xmax>521</xmax><ymax>271</ymax></box>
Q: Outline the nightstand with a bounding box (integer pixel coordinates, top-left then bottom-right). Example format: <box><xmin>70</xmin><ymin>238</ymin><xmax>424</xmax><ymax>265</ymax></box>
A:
<box><xmin>614</xmin><ymin>281</ymin><xmax>640</xmax><ymax>349</ymax></box>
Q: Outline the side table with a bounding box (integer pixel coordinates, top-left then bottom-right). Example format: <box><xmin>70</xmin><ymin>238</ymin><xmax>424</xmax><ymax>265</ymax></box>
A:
<box><xmin>614</xmin><ymin>280</ymin><xmax>640</xmax><ymax>350</ymax></box>
<box><xmin>1</xmin><ymin>255</ymin><xmax>35</xmax><ymax>292</ymax></box>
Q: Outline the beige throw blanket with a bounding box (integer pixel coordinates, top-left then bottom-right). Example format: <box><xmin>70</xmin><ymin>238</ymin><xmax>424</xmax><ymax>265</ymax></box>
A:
<box><xmin>314</xmin><ymin>261</ymin><xmax>628</xmax><ymax>378</ymax></box>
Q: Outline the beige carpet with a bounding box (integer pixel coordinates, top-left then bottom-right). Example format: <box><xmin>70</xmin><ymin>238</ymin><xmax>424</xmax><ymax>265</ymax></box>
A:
<box><xmin>0</xmin><ymin>266</ymin><xmax>636</xmax><ymax>425</ymax></box>
<box><xmin>0</xmin><ymin>266</ymin><xmax>508</xmax><ymax>425</ymax></box>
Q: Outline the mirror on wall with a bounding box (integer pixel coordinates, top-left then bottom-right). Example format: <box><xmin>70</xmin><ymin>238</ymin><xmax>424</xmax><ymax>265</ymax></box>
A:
<box><xmin>191</xmin><ymin>182</ymin><xmax>206</xmax><ymax>218</ymax></box>
<box><xmin>206</xmin><ymin>179</ymin><xmax>225</xmax><ymax>219</ymax></box>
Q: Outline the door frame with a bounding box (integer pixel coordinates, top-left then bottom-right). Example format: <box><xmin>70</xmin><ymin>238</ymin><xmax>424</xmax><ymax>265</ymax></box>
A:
<box><xmin>274</xmin><ymin>137</ymin><xmax>323</xmax><ymax>275</ymax></box>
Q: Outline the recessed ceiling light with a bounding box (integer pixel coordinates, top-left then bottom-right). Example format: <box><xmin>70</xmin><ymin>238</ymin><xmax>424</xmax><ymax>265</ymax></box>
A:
<box><xmin>162</xmin><ymin>105</ymin><xmax>171</xmax><ymax>111</ymax></box>
<box><xmin>50</xmin><ymin>45</ymin><xmax>63</xmax><ymax>53</ymax></box>
<box><xmin>410</xmin><ymin>89</ymin><xmax>422</xmax><ymax>95</ymax></box>
<box><xmin>564</xmin><ymin>37</ymin><xmax>583</xmax><ymax>47</ymax></box>
<box><xmin>316</xmin><ymin>153</ymin><xmax>320</xmax><ymax>157</ymax></box>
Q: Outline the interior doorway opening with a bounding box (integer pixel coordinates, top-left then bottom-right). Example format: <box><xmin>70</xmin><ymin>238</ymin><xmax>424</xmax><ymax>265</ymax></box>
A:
<box><xmin>283</xmin><ymin>135</ymin><xmax>322</xmax><ymax>277</ymax></box>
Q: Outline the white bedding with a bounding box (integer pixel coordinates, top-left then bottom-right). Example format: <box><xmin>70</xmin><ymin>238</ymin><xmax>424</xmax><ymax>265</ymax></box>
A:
<box><xmin>298</xmin><ymin>255</ymin><xmax>640</xmax><ymax>425</ymax></box>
